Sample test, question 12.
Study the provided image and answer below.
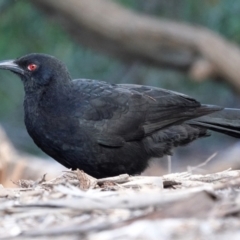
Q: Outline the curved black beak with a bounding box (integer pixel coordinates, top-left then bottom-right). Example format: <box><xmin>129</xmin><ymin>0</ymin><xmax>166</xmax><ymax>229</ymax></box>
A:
<box><xmin>0</xmin><ymin>60</ymin><xmax>24</xmax><ymax>75</ymax></box>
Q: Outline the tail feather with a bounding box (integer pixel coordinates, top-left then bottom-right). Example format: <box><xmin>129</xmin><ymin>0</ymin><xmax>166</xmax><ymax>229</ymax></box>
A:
<box><xmin>188</xmin><ymin>108</ymin><xmax>240</xmax><ymax>138</ymax></box>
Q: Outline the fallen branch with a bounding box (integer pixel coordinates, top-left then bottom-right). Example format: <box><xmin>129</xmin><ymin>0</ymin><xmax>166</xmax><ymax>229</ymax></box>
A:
<box><xmin>31</xmin><ymin>0</ymin><xmax>240</xmax><ymax>92</ymax></box>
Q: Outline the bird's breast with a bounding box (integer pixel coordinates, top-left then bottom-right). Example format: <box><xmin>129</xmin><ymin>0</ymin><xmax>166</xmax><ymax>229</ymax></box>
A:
<box><xmin>24</xmin><ymin>97</ymin><xmax>77</xmax><ymax>144</ymax></box>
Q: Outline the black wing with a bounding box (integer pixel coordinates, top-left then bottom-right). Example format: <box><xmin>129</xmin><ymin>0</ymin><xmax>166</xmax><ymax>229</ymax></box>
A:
<box><xmin>71</xmin><ymin>80</ymin><xmax>221</xmax><ymax>146</ymax></box>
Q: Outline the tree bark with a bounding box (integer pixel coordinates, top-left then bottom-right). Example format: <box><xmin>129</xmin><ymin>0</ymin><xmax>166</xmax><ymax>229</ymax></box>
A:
<box><xmin>31</xmin><ymin>0</ymin><xmax>240</xmax><ymax>92</ymax></box>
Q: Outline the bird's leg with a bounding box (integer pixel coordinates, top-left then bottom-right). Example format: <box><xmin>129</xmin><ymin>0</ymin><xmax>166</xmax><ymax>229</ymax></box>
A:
<box><xmin>167</xmin><ymin>155</ymin><xmax>172</xmax><ymax>174</ymax></box>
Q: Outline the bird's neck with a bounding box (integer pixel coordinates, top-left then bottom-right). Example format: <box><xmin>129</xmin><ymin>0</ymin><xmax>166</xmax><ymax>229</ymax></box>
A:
<box><xmin>24</xmin><ymin>81</ymin><xmax>72</xmax><ymax>118</ymax></box>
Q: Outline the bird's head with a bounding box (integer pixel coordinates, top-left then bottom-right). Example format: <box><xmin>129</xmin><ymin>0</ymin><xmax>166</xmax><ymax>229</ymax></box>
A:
<box><xmin>0</xmin><ymin>53</ymin><xmax>71</xmax><ymax>92</ymax></box>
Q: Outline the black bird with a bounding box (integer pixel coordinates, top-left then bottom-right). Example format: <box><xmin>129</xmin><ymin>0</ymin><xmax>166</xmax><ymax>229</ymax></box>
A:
<box><xmin>0</xmin><ymin>53</ymin><xmax>240</xmax><ymax>178</ymax></box>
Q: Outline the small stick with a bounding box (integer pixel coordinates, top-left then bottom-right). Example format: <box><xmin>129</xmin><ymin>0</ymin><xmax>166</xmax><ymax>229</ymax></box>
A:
<box><xmin>188</xmin><ymin>152</ymin><xmax>218</xmax><ymax>173</ymax></box>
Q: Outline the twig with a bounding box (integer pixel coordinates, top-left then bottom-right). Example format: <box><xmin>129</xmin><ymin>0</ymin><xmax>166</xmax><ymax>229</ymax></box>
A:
<box><xmin>187</xmin><ymin>152</ymin><xmax>218</xmax><ymax>173</ymax></box>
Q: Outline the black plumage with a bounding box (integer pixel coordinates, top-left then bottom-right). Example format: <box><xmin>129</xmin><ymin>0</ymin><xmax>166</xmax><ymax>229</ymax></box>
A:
<box><xmin>0</xmin><ymin>53</ymin><xmax>240</xmax><ymax>178</ymax></box>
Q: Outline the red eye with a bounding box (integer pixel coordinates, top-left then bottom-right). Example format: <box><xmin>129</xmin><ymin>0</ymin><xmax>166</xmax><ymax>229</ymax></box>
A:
<box><xmin>27</xmin><ymin>63</ymin><xmax>38</xmax><ymax>71</ymax></box>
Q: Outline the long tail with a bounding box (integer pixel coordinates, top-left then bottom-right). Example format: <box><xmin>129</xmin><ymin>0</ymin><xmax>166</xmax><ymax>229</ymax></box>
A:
<box><xmin>188</xmin><ymin>108</ymin><xmax>240</xmax><ymax>138</ymax></box>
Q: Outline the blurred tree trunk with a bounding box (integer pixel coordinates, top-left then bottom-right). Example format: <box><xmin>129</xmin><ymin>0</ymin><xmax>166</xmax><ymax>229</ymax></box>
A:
<box><xmin>31</xmin><ymin>0</ymin><xmax>240</xmax><ymax>93</ymax></box>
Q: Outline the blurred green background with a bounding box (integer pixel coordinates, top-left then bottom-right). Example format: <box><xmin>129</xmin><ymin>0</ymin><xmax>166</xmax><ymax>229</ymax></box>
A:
<box><xmin>0</xmin><ymin>0</ymin><xmax>239</xmax><ymax>170</ymax></box>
